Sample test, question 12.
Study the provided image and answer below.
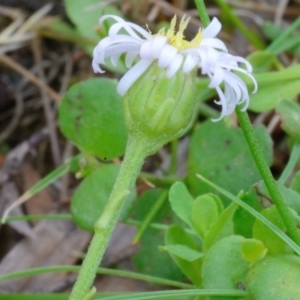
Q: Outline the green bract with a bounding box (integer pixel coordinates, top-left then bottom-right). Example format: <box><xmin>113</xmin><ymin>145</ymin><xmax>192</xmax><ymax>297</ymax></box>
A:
<box><xmin>122</xmin><ymin>62</ymin><xmax>198</xmax><ymax>155</ymax></box>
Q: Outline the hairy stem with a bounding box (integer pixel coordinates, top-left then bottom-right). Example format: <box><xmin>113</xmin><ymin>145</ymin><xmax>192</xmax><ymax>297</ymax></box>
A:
<box><xmin>70</xmin><ymin>136</ymin><xmax>146</xmax><ymax>300</ymax></box>
<box><xmin>194</xmin><ymin>0</ymin><xmax>210</xmax><ymax>27</ymax></box>
<box><xmin>236</xmin><ymin>109</ymin><xmax>300</xmax><ymax>245</ymax></box>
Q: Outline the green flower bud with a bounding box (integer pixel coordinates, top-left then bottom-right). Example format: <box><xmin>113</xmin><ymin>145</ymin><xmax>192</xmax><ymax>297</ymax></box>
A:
<box><xmin>122</xmin><ymin>62</ymin><xmax>198</xmax><ymax>155</ymax></box>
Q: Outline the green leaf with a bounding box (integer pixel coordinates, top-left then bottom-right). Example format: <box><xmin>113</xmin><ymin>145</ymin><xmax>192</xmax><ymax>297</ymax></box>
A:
<box><xmin>0</xmin><ymin>265</ymin><xmax>192</xmax><ymax>290</ymax></box>
<box><xmin>71</xmin><ymin>164</ymin><xmax>135</xmax><ymax>232</ymax></box>
<box><xmin>263</xmin><ymin>22</ymin><xmax>300</xmax><ymax>55</ymax></box>
<box><xmin>204</xmin><ymin>202</ymin><xmax>237</xmax><ymax>251</ymax></box>
<box><xmin>0</xmin><ymin>295</ymin><xmax>68</xmax><ymax>300</ymax></box>
<box><xmin>246</xmin><ymin>254</ymin><xmax>300</xmax><ymax>300</ymax></box>
<box><xmin>191</xmin><ymin>194</ymin><xmax>223</xmax><ymax>239</ymax></box>
<box><xmin>202</xmin><ymin>235</ymin><xmax>249</xmax><ymax>298</ymax></box>
<box><xmin>277</xmin><ymin>99</ymin><xmax>300</xmax><ymax>140</ymax></box>
<box><xmin>132</xmin><ymin>189</ymin><xmax>184</xmax><ymax>281</ymax></box>
<box><xmin>160</xmin><ymin>244</ymin><xmax>203</xmax><ymax>262</ymax></box>
<box><xmin>234</xmin><ymin>180</ymin><xmax>300</xmax><ymax>238</ymax></box>
<box><xmin>0</xmin><ymin>293</ymin><xmax>113</xmax><ymax>300</ymax></box>
<box><xmin>132</xmin><ymin>190</ymin><xmax>168</xmax><ymax>244</ymax></box>
<box><xmin>165</xmin><ymin>225</ymin><xmax>202</xmax><ymax>286</ymax></box>
<box><xmin>64</xmin><ymin>0</ymin><xmax>114</xmax><ymax>49</ymax></box>
<box><xmin>290</xmin><ymin>170</ymin><xmax>300</xmax><ymax>194</ymax></box>
<box><xmin>248</xmin><ymin>65</ymin><xmax>300</xmax><ymax>112</ymax></box>
<box><xmin>241</xmin><ymin>239</ymin><xmax>267</xmax><ymax>264</ymax></box>
<box><xmin>96</xmin><ymin>290</ymin><xmax>247</xmax><ymax>300</ymax></box>
<box><xmin>255</xmin><ymin>181</ymin><xmax>300</xmax><ymax>216</ymax></box>
<box><xmin>64</xmin><ymin>0</ymin><xmax>126</xmax><ymax>72</ymax></box>
<box><xmin>39</xmin><ymin>18</ymin><xmax>96</xmax><ymax>46</ymax></box>
<box><xmin>197</xmin><ymin>174</ymin><xmax>300</xmax><ymax>256</ymax></box>
<box><xmin>187</xmin><ymin>121</ymin><xmax>272</xmax><ymax>202</ymax></box>
<box><xmin>233</xmin><ymin>187</ymin><xmax>264</xmax><ymax>238</ymax></box>
<box><xmin>247</xmin><ymin>51</ymin><xmax>277</xmax><ymax>73</ymax></box>
<box><xmin>252</xmin><ymin>206</ymin><xmax>293</xmax><ymax>255</ymax></box>
<box><xmin>169</xmin><ymin>182</ymin><xmax>195</xmax><ymax>229</ymax></box>
<box><xmin>59</xmin><ymin>78</ymin><xmax>127</xmax><ymax>160</ymax></box>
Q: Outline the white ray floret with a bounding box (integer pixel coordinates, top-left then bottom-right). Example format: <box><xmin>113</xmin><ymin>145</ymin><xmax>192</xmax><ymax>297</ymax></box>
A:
<box><xmin>93</xmin><ymin>14</ymin><xmax>257</xmax><ymax>121</ymax></box>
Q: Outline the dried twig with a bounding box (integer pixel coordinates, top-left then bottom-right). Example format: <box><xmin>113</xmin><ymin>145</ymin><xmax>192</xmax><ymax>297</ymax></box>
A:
<box><xmin>0</xmin><ymin>128</ymin><xmax>49</xmax><ymax>185</ymax></box>
<box><xmin>59</xmin><ymin>53</ymin><xmax>74</xmax><ymax>96</ymax></box>
<box><xmin>148</xmin><ymin>0</ymin><xmax>202</xmax><ymax>27</ymax></box>
<box><xmin>0</xmin><ymin>54</ymin><xmax>61</xmax><ymax>102</ymax></box>
<box><xmin>31</xmin><ymin>37</ymin><xmax>61</xmax><ymax>166</ymax></box>
<box><xmin>226</xmin><ymin>0</ymin><xmax>300</xmax><ymax>17</ymax></box>
<box><xmin>275</xmin><ymin>0</ymin><xmax>289</xmax><ymax>26</ymax></box>
<box><xmin>0</xmin><ymin>4</ymin><xmax>53</xmax><ymax>53</ymax></box>
<box><xmin>0</xmin><ymin>92</ymin><xmax>24</xmax><ymax>144</ymax></box>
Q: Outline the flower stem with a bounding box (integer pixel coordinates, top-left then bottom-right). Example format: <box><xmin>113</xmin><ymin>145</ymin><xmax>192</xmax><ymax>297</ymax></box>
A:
<box><xmin>194</xmin><ymin>0</ymin><xmax>300</xmax><ymax>245</ymax></box>
<box><xmin>70</xmin><ymin>136</ymin><xmax>147</xmax><ymax>300</ymax></box>
<box><xmin>194</xmin><ymin>0</ymin><xmax>210</xmax><ymax>27</ymax></box>
<box><xmin>236</xmin><ymin>108</ymin><xmax>300</xmax><ymax>245</ymax></box>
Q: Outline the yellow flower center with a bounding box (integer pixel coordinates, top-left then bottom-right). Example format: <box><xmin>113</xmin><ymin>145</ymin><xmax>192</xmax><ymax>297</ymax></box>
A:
<box><xmin>158</xmin><ymin>15</ymin><xmax>202</xmax><ymax>51</ymax></box>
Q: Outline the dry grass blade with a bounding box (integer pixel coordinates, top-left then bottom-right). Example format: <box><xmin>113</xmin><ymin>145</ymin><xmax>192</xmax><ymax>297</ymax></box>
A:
<box><xmin>0</xmin><ymin>4</ymin><xmax>53</xmax><ymax>53</ymax></box>
<box><xmin>0</xmin><ymin>54</ymin><xmax>61</xmax><ymax>102</ymax></box>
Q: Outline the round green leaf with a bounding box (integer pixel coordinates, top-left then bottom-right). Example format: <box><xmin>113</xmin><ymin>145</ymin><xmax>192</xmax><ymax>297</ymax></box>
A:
<box><xmin>277</xmin><ymin>99</ymin><xmax>300</xmax><ymax>141</ymax></box>
<box><xmin>160</xmin><ymin>244</ymin><xmax>203</xmax><ymax>262</ymax></box>
<box><xmin>252</xmin><ymin>206</ymin><xmax>293</xmax><ymax>255</ymax></box>
<box><xmin>248</xmin><ymin>65</ymin><xmax>300</xmax><ymax>112</ymax></box>
<box><xmin>202</xmin><ymin>235</ymin><xmax>249</xmax><ymax>298</ymax></box>
<box><xmin>246</xmin><ymin>254</ymin><xmax>300</xmax><ymax>300</ymax></box>
<box><xmin>247</xmin><ymin>51</ymin><xmax>276</xmax><ymax>73</ymax></box>
<box><xmin>59</xmin><ymin>78</ymin><xmax>127</xmax><ymax>160</ymax></box>
<box><xmin>241</xmin><ymin>239</ymin><xmax>267</xmax><ymax>264</ymax></box>
<box><xmin>187</xmin><ymin>121</ymin><xmax>272</xmax><ymax>201</ymax></box>
<box><xmin>71</xmin><ymin>164</ymin><xmax>135</xmax><ymax>232</ymax></box>
<box><xmin>234</xmin><ymin>180</ymin><xmax>300</xmax><ymax>238</ymax></box>
<box><xmin>192</xmin><ymin>194</ymin><xmax>223</xmax><ymax>239</ymax></box>
<box><xmin>233</xmin><ymin>187</ymin><xmax>263</xmax><ymax>238</ymax></box>
<box><xmin>169</xmin><ymin>182</ymin><xmax>195</xmax><ymax>229</ymax></box>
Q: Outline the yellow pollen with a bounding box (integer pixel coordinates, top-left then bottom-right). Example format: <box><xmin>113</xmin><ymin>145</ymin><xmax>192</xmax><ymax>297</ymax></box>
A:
<box><xmin>158</xmin><ymin>15</ymin><xmax>202</xmax><ymax>51</ymax></box>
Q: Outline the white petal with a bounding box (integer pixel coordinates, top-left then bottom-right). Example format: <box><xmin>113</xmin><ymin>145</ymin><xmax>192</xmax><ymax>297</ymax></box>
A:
<box><xmin>117</xmin><ymin>59</ymin><xmax>153</xmax><ymax>96</ymax></box>
<box><xmin>102</xmin><ymin>43</ymin><xmax>139</xmax><ymax>66</ymax></box>
<box><xmin>125</xmin><ymin>50</ymin><xmax>139</xmax><ymax>68</ymax></box>
<box><xmin>151</xmin><ymin>36</ymin><xmax>168</xmax><ymax>58</ymax></box>
<box><xmin>224</xmin><ymin>73</ymin><xmax>243</xmax><ymax>103</ymax></box>
<box><xmin>209</xmin><ymin>66</ymin><xmax>224</xmax><ymax>87</ymax></box>
<box><xmin>223</xmin><ymin>54</ymin><xmax>253</xmax><ymax>72</ymax></box>
<box><xmin>203</xmin><ymin>17</ymin><xmax>222</xmax><ymax>38</ymax></box>
<box><xmin>100</xmin><ymin>15</ymin><xmax>152</xmax><ymax>39</ymax></box>
<box><xmin>212</xmin><ymin>85</ymin><xmax>228</xmax><ymax>122</ymax></box>
<box><xmin>111</xmin><ymin>52</ymin><xmax>122</xmax><ymax>66</ymax></box>
<box><xmin>198</xmin><ymin>47</ymin><xmax>219</xmax><ymax>74</ymax></box>
<box><xmin>182</xmin><ymin>54</ymin><xmax>199</xmax><ymax>73</ymax></box>
<box><xmin>93</xmin><ymin>37</ymin><xmax>114</xmax><ymax>62</ymax></box>
<box><xmin>166</xmin><ymin>54</ymin><xmax>184</xmax><ymax>77</ymax></box>
<box><xmin>224</xmin><ymin>85</ymin><xmax>238</xmax><ymax>114</ymax></box>
<box><xmin>220</xmin><ymin>63</ymin><xmax>258</xmax><ymax>93</ymax></box>
<box><xmin>100</xmin><ymin>15</ymin><xmax>126</xmax><ymax>25</ymax></box>
<box><xmin>158</xmin><ymin>44</ymin><xmax>178</xmax><ymax>68</ymax></box>
<box><xmin>226</xmin><ymin>71</ymin><xmax>248</xmax><ymax>97</ymax></box>
<box><xmin>108</xmin><ymin>34</ymin><xmax>144</xmax><ymax>45</ymax></box>
<box><xmin>200</xmin><ymin>38</ymin><xmax>228</xmax><ymax>52</ymax></box>
<box><xmin>140</xmin><ymin>41</ymin><xmax>153</xmax><ymax>60</ymax></box>
<box><xmin>92</xmin><ymin>59</ymin><xmax>105</xmax><ymax>73</ymax></box>
<box><xmin>249</xmin><ymin>73</ymin><xmax>258</xmax><ymax>93</ymax></box>
<box><xmin>105</xmin><ymin>43</ymin><xmax>139</xmax><ymax>58</ymax></box>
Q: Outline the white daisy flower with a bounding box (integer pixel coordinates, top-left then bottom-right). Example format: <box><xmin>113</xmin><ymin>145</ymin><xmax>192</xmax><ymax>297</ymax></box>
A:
<box><xmin>92</xmin><ymin>15</ymin><xmax>257</xmax><ymax>121</ymax></box>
